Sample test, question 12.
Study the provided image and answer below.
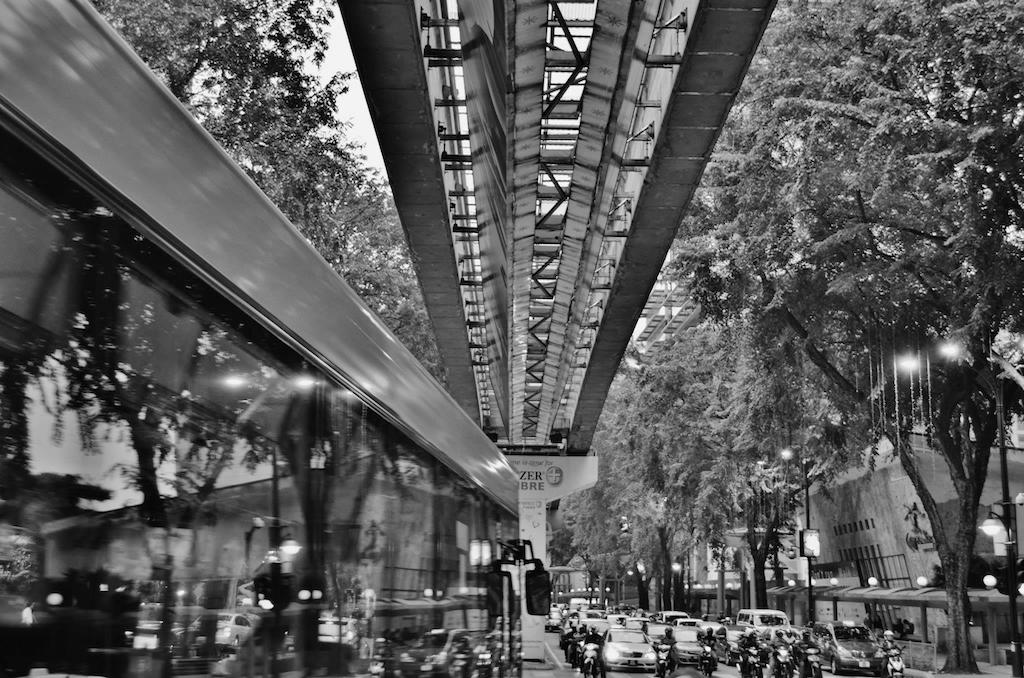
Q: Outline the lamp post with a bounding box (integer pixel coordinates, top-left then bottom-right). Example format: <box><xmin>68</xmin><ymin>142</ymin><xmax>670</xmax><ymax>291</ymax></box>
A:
<box><xmin>781</xmin><ymin>447</ymin><xmax>817</xmax><ymax>623</ymax></box>
<box><xmin>979</xmin><ymin>376</ymin><xmax>1023</xmax><ymax>678</ymax></box>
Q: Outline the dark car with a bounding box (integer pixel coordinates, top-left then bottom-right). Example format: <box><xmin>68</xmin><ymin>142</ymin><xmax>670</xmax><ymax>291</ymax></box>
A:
<box><xmin>812</xmin><ymin>622</ymin><xmax>885</xmax><ymax>675</ymax></box>
<box><xmin>670</xmin><ymin>627</ymin><xmax>706</xmax><ymax>667</ymax></box>
<box><xmin>714</xmin><ymin>624</ymin><xmax>745</xmax><ymax>666</ymax></box>
<box><xmin>399</xmin><ymin>628</ymin><xmax>474</xmax><ymax>678</ymax></box>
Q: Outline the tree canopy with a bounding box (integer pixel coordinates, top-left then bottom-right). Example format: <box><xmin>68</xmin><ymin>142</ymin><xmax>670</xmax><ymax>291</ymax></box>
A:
<box><xmin>566</xmin><ymin>0</ymin><xmax>1023</xmax><ymax>669</ymax></box>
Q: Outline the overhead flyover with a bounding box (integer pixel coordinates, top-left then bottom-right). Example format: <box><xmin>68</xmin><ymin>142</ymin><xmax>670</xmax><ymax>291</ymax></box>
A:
<box><xmin>340</xmin><ymin>0</ymin><xmax>774</xmax><ymax>453</ymax></box>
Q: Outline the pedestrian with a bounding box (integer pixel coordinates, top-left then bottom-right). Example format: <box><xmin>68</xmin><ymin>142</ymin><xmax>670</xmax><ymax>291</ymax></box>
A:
<box><xmin>21</xmin><ymin>602</ymin><xmax>34</xmax><ymax>626</ymax></box>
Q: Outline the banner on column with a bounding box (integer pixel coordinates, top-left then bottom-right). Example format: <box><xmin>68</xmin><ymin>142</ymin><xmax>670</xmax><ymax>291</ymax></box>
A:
<box><xmin>508</xmin><ymin>456</ymin><xmax>598</xmax><ymax>501</ymax></box>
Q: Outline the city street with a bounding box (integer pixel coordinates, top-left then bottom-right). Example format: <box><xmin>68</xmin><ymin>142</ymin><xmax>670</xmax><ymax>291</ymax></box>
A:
<box><xmin>541</xmin><ymin>633</ymin><xmax>743</xmax><ymax>678</ymax></box>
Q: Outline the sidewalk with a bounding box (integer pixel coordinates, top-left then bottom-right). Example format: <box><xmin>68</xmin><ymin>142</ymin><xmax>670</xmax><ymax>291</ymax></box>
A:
<box><xmin>906</xmin><ymin>661</ymin><xmax>1013</xmax><ymax>678</ymax></box>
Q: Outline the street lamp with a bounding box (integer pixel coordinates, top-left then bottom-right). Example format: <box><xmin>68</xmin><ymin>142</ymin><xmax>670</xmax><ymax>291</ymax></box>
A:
<box><xmin>780</xmin><ymin>447</ymin><xmax>817</xmax><ymax>623</ymax></box>
<box><xmin>978</xmin><ymin>357</ymin><xmax>1024</xmax><ymax>678</ymax></box>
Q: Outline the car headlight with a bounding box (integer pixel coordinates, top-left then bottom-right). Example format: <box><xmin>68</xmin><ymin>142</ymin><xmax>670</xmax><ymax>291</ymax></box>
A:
<box><xmin>645</xmin><ymin>651</ymin><xmax>656</xmax><ymax>660</ymax></box>
<box><xmin>605</xmin><ymin>648</ymin><xmax>621</xmax><ymax>661</ymax></box>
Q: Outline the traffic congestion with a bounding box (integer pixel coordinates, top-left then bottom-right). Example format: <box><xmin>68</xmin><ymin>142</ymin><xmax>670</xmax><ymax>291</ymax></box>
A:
<box><xmin>546</xmin><ymin>606</ymin><xmax>907</xmax><ymax>678</ymax></box>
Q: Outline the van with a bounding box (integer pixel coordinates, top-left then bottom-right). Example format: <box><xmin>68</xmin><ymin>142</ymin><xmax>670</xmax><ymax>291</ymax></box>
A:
<box><xmin>735</xmin><ymin>608</ymin><xmax>790</xmax><ymax>630</ymax></box>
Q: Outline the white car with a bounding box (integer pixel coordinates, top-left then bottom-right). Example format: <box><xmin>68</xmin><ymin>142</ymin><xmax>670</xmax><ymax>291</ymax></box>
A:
<box><xmin>214</xmin><ymin>612</ymin><xmax>257</xmax><ymax>646</ymax></box>
<box><xmin>602</xmin><ymin>628</ymin><xmax>656</xmax><ymax>670</ymax></box>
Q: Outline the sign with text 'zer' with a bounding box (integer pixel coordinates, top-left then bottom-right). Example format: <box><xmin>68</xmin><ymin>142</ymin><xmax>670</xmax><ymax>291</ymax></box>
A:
<box><xmin>508</xmin><ymin>456</ymin><xmax>598</xmax><ymax>501</ymax></box>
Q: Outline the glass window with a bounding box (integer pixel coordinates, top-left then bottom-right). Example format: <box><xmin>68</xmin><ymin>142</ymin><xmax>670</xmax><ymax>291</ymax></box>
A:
<box><xmin>0</xmin><ymin>118</ymin><xmax>512</xmax><ymax>677</ymax></box>
<box><xmin>834</xmin><ymin>625</ymin><xmax>872</xmax><ymax>641</ymax></box>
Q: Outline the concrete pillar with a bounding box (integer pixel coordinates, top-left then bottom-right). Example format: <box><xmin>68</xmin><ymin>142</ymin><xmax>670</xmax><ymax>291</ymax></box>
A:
<box><xmin>507</xmin><ymin>456</ymin><xmax>599</xmax><ymax>661</ymax></box>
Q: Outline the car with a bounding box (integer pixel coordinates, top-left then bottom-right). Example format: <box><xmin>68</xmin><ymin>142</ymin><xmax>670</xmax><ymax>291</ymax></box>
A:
<box><xmin>669</xmin><ymin>627</ymin><xmax>707</xmax><ymax>666</ymax></box>
<box><xmin>736</xmin><ymin>608</ymin><xmax>790</xmax><ymax>631</ymax></box>
<box><xmin>646</xmin><ymin>622</ymin><xmax>671</xmax><ymax>639</ymax></box>
<box><xmin>812</xmin><ymin>621</ymin><xmax>885</xmax><ymax>675</ymax></box>
<box><xmin>658</xmin><ymin>611</ymin><xmax>691</xmax><ymax>625</ymax></box>
<box><xmin>714</xmin><ymin>624</ymin><xmax>745</xmax><ymax>666</ymax></box>
<box><xmin>624</xmin><ymin>617</ymin><xmax>649</xmax><ymax>631</ymax></box>
<box><xmin>212</xmin><ymin>612</ymin><xmax>258</xmax><ymax>647</ymax></box>
<box><xmin>399</xmin><ymin>628</ymin><xmax>476</xmax><ymax>678</ymax></box>
<box><xmin>673</xmin><ymin>617</ymin><xmax>700</xmax><ymax>628</ymax></box>
<box><xmin>602</xmin><ymin>628</ymin><xmax>656</xmax><ymax>670</ymax></box>
<box><xmin>582</xmin><ymin>609</ymin><xmax>607</xmax><ymax>620</ymax></box>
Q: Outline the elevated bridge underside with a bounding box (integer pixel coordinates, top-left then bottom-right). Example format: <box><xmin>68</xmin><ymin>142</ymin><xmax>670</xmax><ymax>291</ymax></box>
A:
<box><xmin>340</xmin><ymin>0</ymin><xmax>774</xmax><ymax>453</ymax></box>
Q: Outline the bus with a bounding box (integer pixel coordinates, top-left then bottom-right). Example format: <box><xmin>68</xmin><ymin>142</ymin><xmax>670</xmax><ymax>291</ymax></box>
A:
<box><xmin>0</xmin><ymin>2</ymin><xmax>520</xmax><ymax>676</ymax></box>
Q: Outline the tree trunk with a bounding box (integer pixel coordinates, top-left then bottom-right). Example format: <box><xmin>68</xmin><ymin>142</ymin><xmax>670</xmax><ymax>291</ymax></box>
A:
<box><xmin>637</xmin><ymin>572</ymin><xmax>650</xmax><ymax>611</ymax></box>
<box><xmin>897</xmin><ymin>414</ymin><xmax>986</xmax><ymax>673</ymax></box>
<box><xmin>751</xmin><ymin>552</ymin><xmax>769</xmax><ymax>608</ymax></box>
<box><xmin>658</xmin><ymin>526</ymin><xmax>673</xmax><ymax>611</ymax></box>
<box><xmin>943</xmin><ymin>559</ymin><xmax>976</xmax><ymax>673</ymax></box>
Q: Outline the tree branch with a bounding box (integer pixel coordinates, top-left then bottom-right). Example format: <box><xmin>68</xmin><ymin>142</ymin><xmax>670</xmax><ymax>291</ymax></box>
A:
<box><xmin>780</xmin><ymin>307</ymin><xmax>867</xmax><ymax>402</ymax></box>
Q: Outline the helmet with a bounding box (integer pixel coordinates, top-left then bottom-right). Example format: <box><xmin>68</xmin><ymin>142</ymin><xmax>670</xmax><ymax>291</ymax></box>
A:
<box><xmin>802</xmin><ymin>629</ymin><xmax>812</xmax><ymax>640</ymax></box>
<box><xmin>883</xmin><ymin>630</ymin><xmax>895</xmax><ymax>639</ymax></box>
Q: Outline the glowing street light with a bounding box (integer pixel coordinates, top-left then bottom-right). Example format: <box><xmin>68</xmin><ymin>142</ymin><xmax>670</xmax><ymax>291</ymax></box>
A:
<box><xmin>896</xmin><ymin>354</ymin><xmax>920</xmax><ymax>373</ymax></box>
<box><xmin>916</xmin><ymin>576</ymin><xmax>929</xmax><ymax>587</ymax></box>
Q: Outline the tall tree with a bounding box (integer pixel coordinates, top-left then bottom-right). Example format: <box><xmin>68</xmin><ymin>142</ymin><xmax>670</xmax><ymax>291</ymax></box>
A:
<box><xmin>674</xmin><ymin>0</ymin><xmax>1024</xmax><ymax>669</ymax></box>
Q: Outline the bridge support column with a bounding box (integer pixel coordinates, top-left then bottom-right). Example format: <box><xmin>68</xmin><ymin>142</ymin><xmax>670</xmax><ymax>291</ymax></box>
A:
<box><xmin>508</xmin><ymin>456</ymin><xmax>599</xmax><ymax>661</ymax></box>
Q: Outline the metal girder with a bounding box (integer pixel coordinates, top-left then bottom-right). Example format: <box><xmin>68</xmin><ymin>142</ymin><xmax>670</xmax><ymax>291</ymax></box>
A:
<box><xmin>567</xmin><ymin>0</ymin><xmax>777</xmax><ymax>453</ymax></box>
<box><xmin>342</xmin><ymin>0</ymin><xmax>775</xmax><ymax>453</ymax></box>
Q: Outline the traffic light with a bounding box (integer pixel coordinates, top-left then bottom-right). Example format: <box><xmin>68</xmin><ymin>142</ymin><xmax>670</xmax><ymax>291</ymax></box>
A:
<box><xmin>254</xmin><ymin>564</ymin><xmax>294</xmax><ymax>610</ymax></box>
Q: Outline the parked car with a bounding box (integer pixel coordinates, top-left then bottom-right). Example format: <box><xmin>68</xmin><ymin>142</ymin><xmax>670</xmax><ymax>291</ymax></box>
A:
<box><xmin>602</xmin><ymin>628</ymin><xmax>656</xmax><ymax>671</ymax></box>
<box><xmin>812</xmin><ymin>621</ymin><xmax>885</xmax><ymax>676</ymax></box>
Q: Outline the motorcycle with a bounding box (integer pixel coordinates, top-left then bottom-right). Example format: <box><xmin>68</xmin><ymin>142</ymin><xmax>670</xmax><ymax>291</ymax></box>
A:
<box><xmin>581</xmin><ymin>642</ymin><xmax>602</xmax><ymax>678</ymax></box>
<box><xmin>369</xmin><ymin>640</ymin><xmax>400</xmax><ymax>678</ymax></box>
<box><xmin>654</xmin><ymin>641</ymin><xmax>673</xmax><ymax>678</ymax></box>
<box><xmin>772</xmin><ymin>645</ymin><xmax>796</xmax><ymax>678</ymax></box>
<box><xmin>568</xmin><ymin>637</ymin><xmax>584</xmax><ymax>669</ymax></box>
<box><xmin>740</xmin><ymin>646</ymin><xmax>764</xmax><ymax>678</ymax></box>
<box><xmin>700</xmin><ymin>644</ymin><xmax>716</xmax><ymax>677</ymax></box>
<box><xmin>796</xmin><ymin>646</ymin><xmax>823</xmax><ymax>678</ymax></box>
<box><xmin>449</xmin><ymin>643</ymin><xmax>474</xmax><ymax>678</ymax></box>
<box><xmin>883</xmin><ymin>647</ymin><xmax>905</xmax><ymax>678</ymax></box>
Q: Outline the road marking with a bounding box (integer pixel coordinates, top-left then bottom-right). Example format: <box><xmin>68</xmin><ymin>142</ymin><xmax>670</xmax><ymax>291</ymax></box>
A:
<box><xmin>544</xmin><ymin>635</ymin><xmax>567</xmax><ymax>670</ymax></box>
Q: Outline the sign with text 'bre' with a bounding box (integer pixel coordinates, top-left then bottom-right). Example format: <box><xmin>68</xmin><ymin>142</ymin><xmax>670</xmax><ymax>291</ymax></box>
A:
<box><xmin>508</xmin><ymin>456</ymin><xmax>598</xmax><ymax>501</ymax></box>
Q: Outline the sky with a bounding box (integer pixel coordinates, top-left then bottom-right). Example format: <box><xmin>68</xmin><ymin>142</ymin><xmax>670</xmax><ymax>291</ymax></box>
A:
<box><xmin>322</xmin><ymin>8</ymin><xmax>386</xmax><ymax>172</ymax></box>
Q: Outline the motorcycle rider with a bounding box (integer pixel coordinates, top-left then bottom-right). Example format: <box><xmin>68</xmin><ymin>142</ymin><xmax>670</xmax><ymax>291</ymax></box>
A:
<box><xmin>654</xmin><ymin>626</ymin><xmax>676</xmax><ymax>673</ymax></box>
<box><xmin>767</xmin><ymin>628</ymin><xmax>793</xmax><ymax>678</ymax></box>
<box><xmin>568</xmin><ymin>622</ymin><xmax>587</xmax><ymax>667</ymax></box>
<box><xmin>879</xmin><ymin>629</ymin><xmax>899</xmax><ymax>652</ymax></box>
<box><xmin>738</xmin><ymin>628</ymin><xmax>761</xmax><ymax>678</ymax></box>
<box><xmin>793</xmin><ymin>628</ymin><xmax>820</xmax><ymax>678</ymax></box>
<box><xmin>582</xmin><ymin>625</ymin><xmax>607</xmax><ymax>678</ymax></box>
